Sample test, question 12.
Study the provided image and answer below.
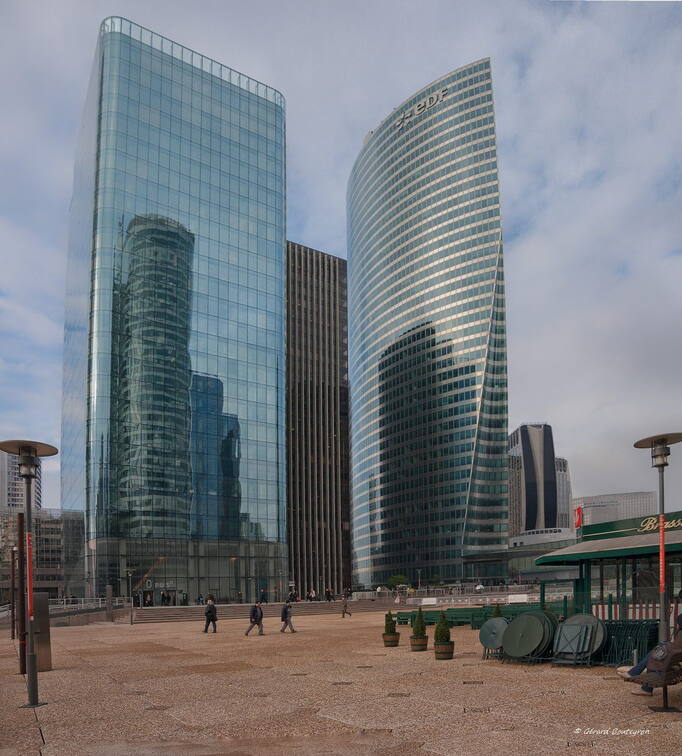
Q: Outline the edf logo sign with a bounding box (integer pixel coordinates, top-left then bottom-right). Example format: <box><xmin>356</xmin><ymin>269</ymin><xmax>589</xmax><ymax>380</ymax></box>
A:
<box><xmin>395</xmin><ymin>88</ymin><xmax>448</xmax><ymax>129</ymax></box>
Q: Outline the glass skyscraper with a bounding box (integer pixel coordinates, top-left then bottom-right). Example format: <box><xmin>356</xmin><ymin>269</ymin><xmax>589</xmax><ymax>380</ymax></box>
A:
<box><xmin>347</xmin><ymin>59</ymin><xmax>508</xmax><ymax>587</ymax></box>
<box><xmin>61</xmin><ymin>17</ymin><xmax>286</xmax><ymax>602</ymax></box>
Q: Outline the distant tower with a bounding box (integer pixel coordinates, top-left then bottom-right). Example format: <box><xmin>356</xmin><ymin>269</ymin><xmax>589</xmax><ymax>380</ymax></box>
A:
<box><xmin>508</xmin><ymin>424</ymin><xmax>571</xmax><ymax>536</ymax></box>
<box><xmin>0</xmin><ymin>452</ymin><xmax>41</xmax><ymax>512</ymax></box>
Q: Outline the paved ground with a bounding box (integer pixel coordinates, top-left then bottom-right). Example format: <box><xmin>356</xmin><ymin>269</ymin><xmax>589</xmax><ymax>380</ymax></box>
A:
<box><xmin>1</xmin><ymin>611</ymin><xmax>681</xmax><ymax>755</ymax></box>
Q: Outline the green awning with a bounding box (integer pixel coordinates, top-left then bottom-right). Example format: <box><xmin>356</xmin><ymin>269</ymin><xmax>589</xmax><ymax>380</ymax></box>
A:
<box><xmin>536</xmin><ymin>528</ymin><xmax>682</xmax><ymax>565</ymax></box>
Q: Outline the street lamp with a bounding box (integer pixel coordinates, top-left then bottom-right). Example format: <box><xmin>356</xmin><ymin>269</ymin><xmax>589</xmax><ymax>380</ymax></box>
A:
<box><xmin>10</xmin><ymin>545</ymin><xmax>18</xmax><ymax>640</ymax></box>
<box><xmin>0</xmin><ymin>440</ymin><xmax>58</xmax><ymax>708</ymax></box>
<box><xmin>127</xmin><ymin>570</ymin><xmax>133</xmax><ymax>625</ymax></box>
<box><xmin>417</xmin><ymin>568</ymin><xmax>422</xmax><ymax>591</ymax></box>
<box><xmin>634</xmin><ymin>432</ymin><xmax>682</xmax><ymax>644</ymax></box>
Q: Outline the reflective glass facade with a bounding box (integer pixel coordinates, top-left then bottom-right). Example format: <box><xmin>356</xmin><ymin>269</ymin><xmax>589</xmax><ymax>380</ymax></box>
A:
<box><xmin>348</xmin><ymin>59</ymin><xmax>508</xmax><ymax>587</ymax></box>
<box><xmin>61</xmin><ymin>17</ymin><xmax>287</xmax><ymax>602</ymax></box>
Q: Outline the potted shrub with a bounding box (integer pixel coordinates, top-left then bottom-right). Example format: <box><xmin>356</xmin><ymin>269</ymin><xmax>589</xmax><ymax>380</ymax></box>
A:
<box><xmin>492</xmin><ymin>603</ymin><xmax>502</xmax><ymax>618</ymax></box>
<box><xmin>433</xmin><ymin>611</ymin><xmax>454</xmax><ymax>660</ymax></box>
<box><xmin>410</xmin><ymin>607</ymin><xmax>428</xmax><ymax>651</ymax></box>
<box><xmin>383</xmin><ymin>611</ymin><xmax>400</xmax><ymax>647</ymax></box>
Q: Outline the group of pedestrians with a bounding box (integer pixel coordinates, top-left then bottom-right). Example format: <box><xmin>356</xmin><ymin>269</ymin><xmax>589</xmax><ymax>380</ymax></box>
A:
<box><xmin>202</xmin><ymin>595</ymin><xmax>353</xmax><ymax>634</ymax></box>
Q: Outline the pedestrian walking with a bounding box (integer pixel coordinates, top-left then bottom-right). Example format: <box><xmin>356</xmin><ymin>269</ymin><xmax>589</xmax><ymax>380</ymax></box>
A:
<box><xmin>280</xmin><ymin>601</ymin><xmax>296</xmax><ymax>633</ymax></box>
<box><xmin>245</xmin><ymin>601</ymin><xmax>264</xmax><ymax>635</ymax></box>
<box><xmin>341</xmin><ymin>597</ymin><xmax>352</xmax><ymax>618</ymax></box>
<box><xmin>203</xmin><ymin>598</ymin><xmax>217</xmax><ymax>633</ymax></box>
<box><xmin>259</xmin><ymin>589</ymin><xmax>268</xmax><ymax>604</ymax></box>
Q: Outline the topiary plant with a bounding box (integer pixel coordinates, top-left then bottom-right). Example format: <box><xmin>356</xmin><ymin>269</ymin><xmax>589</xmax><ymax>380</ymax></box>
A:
<box><xmin>492</xmin><ymin>603</ymin><xmax>502</xmax><ymax>618</ymax></box>
<box><xmin>434</xmin><ymin>611</ymin><xmax>450</xmax><ymax>643</ymax></box>
<box><xmin>412</xmin><ymin>607</ymin><xmax>426</xmax><ymax>637</ymax></box>
<box><xmin>384</xmin><ymin>611</ymin><xmax>397</xmax><ymax>634</ymax></box>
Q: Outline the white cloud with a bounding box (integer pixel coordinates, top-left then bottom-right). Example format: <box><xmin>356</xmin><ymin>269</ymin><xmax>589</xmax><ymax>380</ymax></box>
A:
<box><xmin>1</xmin><ymin>0</ymin><xmax>681</xmax><ymax>509</ymax></box>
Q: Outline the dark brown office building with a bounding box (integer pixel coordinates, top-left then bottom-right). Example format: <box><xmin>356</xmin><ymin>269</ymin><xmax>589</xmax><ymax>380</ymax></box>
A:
<box><xmin>286</xmin><ymin>242</ymin><xmax>351</xmax><ymax>596</ymax></box>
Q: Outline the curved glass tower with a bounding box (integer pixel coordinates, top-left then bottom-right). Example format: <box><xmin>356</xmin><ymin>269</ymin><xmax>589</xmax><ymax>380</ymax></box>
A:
<box><xmin>348</xmin><ymin>59</ymin><xmax>508</xmax><ymax>588</ymax></box>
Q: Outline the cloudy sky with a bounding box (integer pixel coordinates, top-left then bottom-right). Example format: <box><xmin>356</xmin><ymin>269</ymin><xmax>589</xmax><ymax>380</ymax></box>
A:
<box><xmin>1</xmin><ymin>0</ymin><xmax>681</xmax><ymax>510</ymax></box>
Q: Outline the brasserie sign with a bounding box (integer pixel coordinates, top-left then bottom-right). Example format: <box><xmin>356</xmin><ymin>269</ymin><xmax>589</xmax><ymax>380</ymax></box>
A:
<box><xmin>581</xmin><ymin>509</ymin><xmax>682</xmax><ymax>542</ymax></box>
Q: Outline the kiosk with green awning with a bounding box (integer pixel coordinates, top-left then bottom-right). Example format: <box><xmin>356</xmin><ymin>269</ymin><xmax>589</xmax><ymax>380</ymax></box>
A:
<box><xmin>536</xmin><ymin>511</ymin><xmax>682</xmax><ymax>614</ymax></box>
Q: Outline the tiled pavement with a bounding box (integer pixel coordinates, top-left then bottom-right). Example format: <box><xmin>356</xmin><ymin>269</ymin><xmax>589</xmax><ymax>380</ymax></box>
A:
<box><xmin>1</xmin><ymin>612</ymin><xmax>681</xmax><ymax>755</ymax></box>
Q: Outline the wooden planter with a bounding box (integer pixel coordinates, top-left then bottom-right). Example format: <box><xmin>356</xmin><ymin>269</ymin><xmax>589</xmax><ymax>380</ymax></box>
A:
<box><xmin>410</xmin><ymin>635</ymin><xmax>428</xmax><ymax>652</ymax></box>
<box><xmin>382</xmin><ymin>632</ymin><xmax>400</xmax><ymax>647</ymax></box>
<box><xmin>434</xmin><ymin>641</ymin><xmax>454</xmax><ymax>660</ymax></box>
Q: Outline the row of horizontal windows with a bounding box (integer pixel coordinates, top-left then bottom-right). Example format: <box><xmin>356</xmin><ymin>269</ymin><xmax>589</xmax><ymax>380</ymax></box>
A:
<box><xmin>379</xmin><ymin>388</ymin><xmax>478</xmax><ymax>418</ymax></box>
<box><xmin>353</xmin><ymin>120</ymin><xmax>496</xmax><ymax>242</ymax></box>
<box><xmin>355</xmin><ymin>265</ymin><xmax>499</xmax><ymax>346</ymax></box>
<box><xmin>350</xmin><ymin>87</ymin><xmax>493</xmax><ymax>200</ymax></box>
<box><xmin>350</xmin><ymin>147</ymin><xmax>497</xmax><ymax>268</ymax></box>
<box><xmin>104</xmin><ymin>43</ymin><xmax>282</xmax><ymax>116</ymax></box>
<box><xmin>349</xmin><ymin>228</ymin><xmax>500</xmax><ymax>313</ymax></box>
<box><xmin>362</xmin><ymin>241</ymin><xmax>499</xmax><ymax>320</ymax></box>
<box><xmin>349</xmin><ymin>220</ymin><xmax>501</xmax><ymax>330</ymax></box>
<box><xmin>353</xmin><ymin>423</ymin><xmax>507</xmax><ymax>475</ymax></box>
<box><xmin>351</xmin><ymin>299</ymin><xmax>505</xmax><ymax>388</ymax></box>
<box><xmin>359</xmin><ymin>222</ymin><xmax>500</xmax><ymax>324</ymax></box>
<box><xmin>351</xmin><ymin>126</ymin><xmax>497</xmax><ymax>248</ymax></box>
<box><xmin>363</xmin><ymin>60</ymin><xmax>491</xmax><ymax>160</ymax></box>
<box><xmin>369</xmin><ymin>73</ymin><xmax>493</xmax><ymax>167</ymax></box>
<box><xmin>353</xmin><ymin>177</ymin><xmax>499</xmax><ymax>267</ymax></box>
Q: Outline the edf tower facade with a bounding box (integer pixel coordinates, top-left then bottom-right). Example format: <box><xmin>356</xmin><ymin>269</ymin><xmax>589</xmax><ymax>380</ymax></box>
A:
<box><xmin>347</xmin><ymin>59</ymin><xmax>508</xmax><ymax>587</ymax></box>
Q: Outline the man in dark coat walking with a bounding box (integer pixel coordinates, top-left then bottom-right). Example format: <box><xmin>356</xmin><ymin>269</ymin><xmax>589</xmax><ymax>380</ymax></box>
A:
<box><xmin>245</xmin><ymin>601</ymin><xmax>264</xmax><ymax>635</ymax></box>
<box><xmin>203</xmin><ymin>598</ymin><xmax>217</xmax><ymax>633</ymax></box>
<box><xmin>280</xmin><ymin>601</ymin><xmax>296</xmax><ymax>633</ymax></box>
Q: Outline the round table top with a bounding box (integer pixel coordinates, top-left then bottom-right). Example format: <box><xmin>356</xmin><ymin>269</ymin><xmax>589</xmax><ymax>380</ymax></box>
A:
<box><xmin>479</xmin><ymin>617</ymin><xmax>509</xmax><ymax>650</ymax></box>
<box><xmin>502</xmin><ymin>614</ymin><xmax>545</xmax><ymax>658</ymax></box>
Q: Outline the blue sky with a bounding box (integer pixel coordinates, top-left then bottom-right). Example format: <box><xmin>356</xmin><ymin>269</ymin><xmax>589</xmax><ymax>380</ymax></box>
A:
<box><xmin>1</xmin><ymin>0</ymin><xmax>681</xmax><ymax>509</ymax></box>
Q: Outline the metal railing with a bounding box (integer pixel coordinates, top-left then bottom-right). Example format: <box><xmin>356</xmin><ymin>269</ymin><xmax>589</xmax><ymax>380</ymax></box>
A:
<box><xmin>48</xmin><ymin>597</ymin><xmax>131</xmax><ymax>613</ymax></box>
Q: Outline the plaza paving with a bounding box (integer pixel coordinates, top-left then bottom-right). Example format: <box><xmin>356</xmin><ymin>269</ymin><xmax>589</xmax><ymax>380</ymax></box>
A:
<box><xmin>1</xmin><ymin>610</ymin><xmax>681</xmax><ymax>755</ymax></box>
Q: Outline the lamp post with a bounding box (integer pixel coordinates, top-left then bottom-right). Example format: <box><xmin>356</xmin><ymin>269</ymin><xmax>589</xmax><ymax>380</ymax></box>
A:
<box><xmin>634</xmin><ymin>433</ymin><xmax>682</xmax><ymax>644</ymax></box>
<box><xmin>10</xmin><ymin>545</ymin><xmax>17</xmax><ymax>640</ymax></box>
<box><xmin>127</xmin><ymin>570</ymin><xmax>133</xmax><ymax>625</ymax></box>
<box><xmin>417</xmin><ymin>568</ymin><xmax>422</xmax><ymax>591</ymax></box>
<box><xmin>0</xmin><ymin>440</ymin><xmax>58</xmax><ymax>708</ymax></box>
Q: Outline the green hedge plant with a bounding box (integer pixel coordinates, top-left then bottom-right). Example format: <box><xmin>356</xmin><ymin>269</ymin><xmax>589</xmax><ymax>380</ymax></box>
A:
<box><xmin>384</xmin><ymin>611</ymin><xmax>397</xmax><ymax>634</ymax></box>
<box><xmin>434</xmin><ymin>611</ymin><xmax>450</xmax><ymax>643</ymax></box>
<box><xmin>412</xmin><ymin>607</ymin><xmax>426</xmax><ymax>637</ymax></box>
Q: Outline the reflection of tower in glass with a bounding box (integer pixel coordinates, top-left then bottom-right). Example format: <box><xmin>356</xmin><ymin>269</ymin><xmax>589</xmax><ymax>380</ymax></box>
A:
<box><xmin>376</xmin><ymin>323</ymin><xmax>478</xmax><ymax>578</ymax></box>
<box><xmin>189</xmin><ymin>374</ymin><xmax>242</xmax><ymax>540</ymax></box>
<box><xmin>115</xmin><ymin>215</ymin><xmax>194</xmax><ymax>538</ymax></box>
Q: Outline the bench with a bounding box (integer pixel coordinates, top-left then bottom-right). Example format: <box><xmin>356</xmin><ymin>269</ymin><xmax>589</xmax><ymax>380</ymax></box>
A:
<box><xmin>627</xmin><ymin>634</ymin><xmax>682</xmax><ymax>712</ymax></box>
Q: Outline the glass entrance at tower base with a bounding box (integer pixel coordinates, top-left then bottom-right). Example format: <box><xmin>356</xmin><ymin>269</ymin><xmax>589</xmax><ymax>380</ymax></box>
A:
<box><xmin>87</xmin><ymin>538</ymin><xmax>287</xmax><ymax>605</ymax></box>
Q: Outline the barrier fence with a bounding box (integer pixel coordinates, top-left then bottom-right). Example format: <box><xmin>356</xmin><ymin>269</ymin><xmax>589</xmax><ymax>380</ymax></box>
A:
<box><xmin>592</xmin><ymin>600</ymin><xmax>681</xmax><ymax>634</ymax></box>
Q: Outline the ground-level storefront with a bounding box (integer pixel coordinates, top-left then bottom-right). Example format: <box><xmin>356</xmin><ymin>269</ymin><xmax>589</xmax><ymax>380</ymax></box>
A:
<box><xmin>536</xmin><ymin>510</ymin><xmax>682</xmax><ymax>618</ymax></box>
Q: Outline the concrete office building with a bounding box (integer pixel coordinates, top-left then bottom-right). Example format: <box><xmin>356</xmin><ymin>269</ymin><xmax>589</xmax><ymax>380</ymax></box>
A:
<box><xmin>574</xmin><ymin>492</ymin><xmax>656</xmax><ymax>527</ymax></box>
<box><xmin>61</xmin><ymin>18</ymin><xmax>287</xmax><ymax>601</ymax></box>
<box><xmin>508</xmin><ymin>424</ymin><xmax>573</xmax><ymax>537</ymax></box>
<box><xmin>348</xmin><ymin>59</ymin><xmax>508</xmax><ymax>587</ymax></box>
<box><xmin>0</xmin><ymin>509</ymin><xmax>85</xmax><ymax>602</ymax></box>
<box><xmin>0</xmin><ymin>452</ymin><xmax>41</xmax><ymax>512</ymax></box>
<box><xmin>555</xmin><ymin>457</ymin><xmax>572</xmax><ymax>529</ymax></box>
<box><xmin>286</xmin><ymin>242</ymin><xmax>351</xmax><ymax>596</ymax></box>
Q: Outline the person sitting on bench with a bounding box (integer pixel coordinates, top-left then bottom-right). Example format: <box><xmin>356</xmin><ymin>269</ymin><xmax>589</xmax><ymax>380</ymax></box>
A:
<box><xmin>618</xmin><ymin>614</ymin><xmax>682</xmax><ymax>696</ymax></box>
